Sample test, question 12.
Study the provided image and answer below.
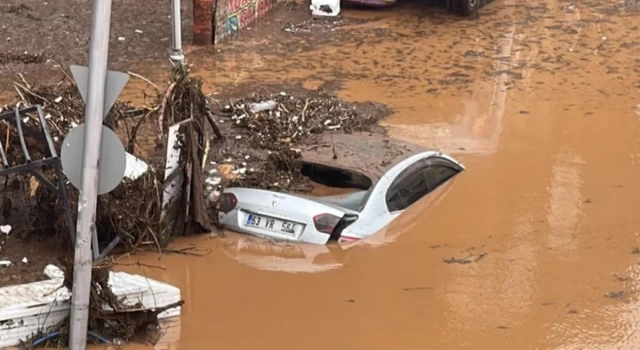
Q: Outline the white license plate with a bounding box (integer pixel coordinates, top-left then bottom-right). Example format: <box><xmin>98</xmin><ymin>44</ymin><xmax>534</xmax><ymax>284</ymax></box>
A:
<box><xmin>245</xmin><ymin>213</ymin><xmax>303</xmax><ymax>236</ymax></box>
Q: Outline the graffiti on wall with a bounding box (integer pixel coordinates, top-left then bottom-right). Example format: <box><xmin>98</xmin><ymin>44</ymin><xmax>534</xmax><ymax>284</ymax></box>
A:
<box><xmin>224</xmin><ymin>0</ymin><xmax>273</xmax><ymax>34</ymax></box>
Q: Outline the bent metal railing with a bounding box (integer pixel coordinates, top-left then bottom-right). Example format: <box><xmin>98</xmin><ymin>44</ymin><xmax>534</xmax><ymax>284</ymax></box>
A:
<box><xmin>0</xmin><ymin>105</ymin><xmax>75</xmax><ymax>244</ymax></box>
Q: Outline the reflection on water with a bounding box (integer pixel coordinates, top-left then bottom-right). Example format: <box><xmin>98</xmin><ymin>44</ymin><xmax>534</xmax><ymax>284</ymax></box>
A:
<box><xmin>371</xmin><ymin>176</ymin><xmax>458</xmax><ymax>244</ymax></box>
<box><xmin>88</xmin><ymin>317</ymin><xmax>181</xmax><ymax>350</ymax></box>
<box><xmin>222</xmin><ymin>235</ymin><xmax>345</xmax><ymax>273</ymax></box>
<box><xmin>443</xmin><ymin>211</ymin><xmax>537</xmax><ymax>334</ymax></box>
<box><xmin>545</xmin><ymin>150</ymin><xmax>585</xmax><ymax>255</ymax></box>
<box><xmin>147</xmin><ymin>318</ymin><xmax>181</xmax><ymax>350</ymax></box>
<box><xmin>379</xmin><ymin>0</ymin><xmax>516</xmax><ymax>157</ymax></box>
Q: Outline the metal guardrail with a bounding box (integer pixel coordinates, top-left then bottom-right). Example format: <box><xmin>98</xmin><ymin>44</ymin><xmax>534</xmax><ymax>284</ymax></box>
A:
<box><xmin>0</xmin><ymin>105</ymin><xmax>75</xmax><ymax>244</ymax></box>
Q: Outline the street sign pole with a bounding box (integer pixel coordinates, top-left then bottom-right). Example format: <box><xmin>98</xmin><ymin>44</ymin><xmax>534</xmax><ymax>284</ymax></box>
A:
<box><xmin>68</xmin><ymin>0</ymin><xmax>113</xmax><ymax>348</ymax></box>
<box><xmin>170</xmin><ymin>0</ymin><xmax>185</xmax><ymax>63</ymax></box>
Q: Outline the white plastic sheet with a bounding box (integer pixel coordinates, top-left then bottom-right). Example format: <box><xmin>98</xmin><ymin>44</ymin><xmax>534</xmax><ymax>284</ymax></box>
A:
<box><xmin>310</xmin><ymin>0</ymin><xmax>340</xmax><ymax>17</ymax></box>
<box><xmin>0</xmin><ymin>264</ymin><xmax>181</xmax><ymax>348</ymax></box>
<box><xmin>124</xmin><ymin>152</ymin><xmax>149</xmax><ymax>180</ymax></box>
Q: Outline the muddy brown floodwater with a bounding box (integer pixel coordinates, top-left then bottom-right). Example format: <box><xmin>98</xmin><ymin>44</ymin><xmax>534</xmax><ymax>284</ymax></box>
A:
<box><xmin>86</xmin><ymin>0</ymin><xmax>640</xmax><ymax>349</ymax></box>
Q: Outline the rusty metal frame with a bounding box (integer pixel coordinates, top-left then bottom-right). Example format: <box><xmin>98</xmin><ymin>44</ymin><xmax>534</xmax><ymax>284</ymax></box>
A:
<box><xmin>0</xmin><ymin>105</ymin><xmax>75</xmax><ymax>244</ymax></box>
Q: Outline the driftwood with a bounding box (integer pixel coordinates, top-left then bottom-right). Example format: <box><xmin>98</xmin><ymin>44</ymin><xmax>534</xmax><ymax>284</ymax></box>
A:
<box><xmin>156</xmin><ymin>82</ymin><xmax>176</xmax><ymax>150</ymax></box>
<box><xmin>186</xmin><ymin>122</ymin><xmax>210</xmax><ymax>234</ymax></box>
<box><xmin>205</xmin><ymin>109</ymin><xmax>224</xmax><ymax>141</ymax></box>
<box><xmin>170</xmin><ymin>122</ymin><xmax>211</xmax><ymax>237</ymax></box>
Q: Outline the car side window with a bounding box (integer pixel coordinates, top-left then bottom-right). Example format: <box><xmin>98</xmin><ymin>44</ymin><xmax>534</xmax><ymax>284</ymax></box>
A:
<box><xmin>385</xmin><ymin>160</ymin><xmax>430</xmax><ymax>212</ymax></box>
<box><xmin>385</xmin><ymin>189</ymin><xmax>405</xmax><ymax>213</ymax></box>
<box><xmin>425</xmin><ymin>164</ymin><xmax>458</xmax><ymax>191</ymax></box>
<box><xmin>385</xmin><ymin>157</ymin><xmax>461</xmax><ymax>213</ymax></box>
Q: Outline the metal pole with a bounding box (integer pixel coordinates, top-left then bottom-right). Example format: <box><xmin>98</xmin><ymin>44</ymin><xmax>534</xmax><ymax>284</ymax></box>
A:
<box><xmin>170</xmin><ymin>0</ymin><xmax>185</xmax><ymax>63</ymax></box>
<box><xmin>68</xmin><ymin>0</ymin><xmax>112</xmax><ymax>348</ymax></box>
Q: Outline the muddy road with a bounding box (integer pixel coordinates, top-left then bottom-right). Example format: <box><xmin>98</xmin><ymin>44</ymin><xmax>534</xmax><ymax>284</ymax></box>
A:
<box><xmin>112</xmin><ymin>0</ymin><xmax>640</xmax><ymax>348</ymax></box>
<box><xmin>3</xmin><ymin>0</ymin><xmax>640</xmax><ymax>348</ymax></box>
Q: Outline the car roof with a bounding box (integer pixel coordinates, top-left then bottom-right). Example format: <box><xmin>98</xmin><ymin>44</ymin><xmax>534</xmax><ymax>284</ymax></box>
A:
<box><xmin>299</xmin><ymin>132</ymin><xmax>431</xmax><ymax>184</ymax></box>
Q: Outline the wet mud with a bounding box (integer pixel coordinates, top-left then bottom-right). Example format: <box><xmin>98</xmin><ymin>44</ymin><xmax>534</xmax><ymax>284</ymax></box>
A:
<box><xmin>208</xmin><ymin>90</ymin><xmax>390</xmax><ymax>195</ymax></box>
<box><xmin>4</xmin><ymin>0</ymin><xmax>640</xmax><ymax>348</ymax></box>
<box><xmin>0</xmin><ymin>0</ymin><xmax>194</xmax><ymax>91</ymax></box>
<box><xmin>111</xmin><ymin>0</ymin><xmax>640</xmax><ymax>348</ymax></box>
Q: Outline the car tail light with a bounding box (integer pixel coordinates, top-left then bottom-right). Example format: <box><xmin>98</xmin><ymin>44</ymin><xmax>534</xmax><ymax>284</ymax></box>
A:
<box><xmin>328</xmin><ymin>214</ymin><xmax>358</xmax><ymax>242</ymax></box>
<box><xmin>218</xmin><ymin>193</ymin><xmax>237</xmax><ymax>214</ymax></box>
<box><xmin>313</xmin><ymin>213</ymin><xmax>341</xmax><ymax>234</ymax></box>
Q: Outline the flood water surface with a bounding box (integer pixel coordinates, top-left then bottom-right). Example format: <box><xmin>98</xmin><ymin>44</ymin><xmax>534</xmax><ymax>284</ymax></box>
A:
<box><xmin>117</xmin><ymin>0</ymin><xmax>640</xmax><ymax>349</ymax></box>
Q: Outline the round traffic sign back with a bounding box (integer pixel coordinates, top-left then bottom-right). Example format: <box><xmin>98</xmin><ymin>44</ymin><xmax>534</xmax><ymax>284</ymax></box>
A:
<box><xmin>61</xmin><ymin>124</ymin><xmax>126</xmax><ymax>195</ymax></box>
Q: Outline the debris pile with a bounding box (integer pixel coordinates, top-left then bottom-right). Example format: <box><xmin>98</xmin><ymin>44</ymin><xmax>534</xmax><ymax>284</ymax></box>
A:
<box><xmin>155</xmin><ymin>64</ymin><xmax>210</xmax><ymax>148</ymax></box>
<box><xmin>0</xmin><ymin>53</ymin><xmax>49</xmax><ymax>65</ymax></box>
<box><xmin>0</xmin><ymin>82</ymin><xmax>172</xmax><ymax>252</ymax></box>
<box><xmin>0</xmin><ymin>62</ymin><xmax>392</xmax><ymax>344</ymax></box>
<box><xmin>25</xmin><ymin>260</ymin><xmax>184</xmax><ymax>348</ymax></box>
<box><xmin>0</xmin><ymin>67</ymin><xmax>207</xmax><ymax>346</ymax></box>
<box><xmin>283</xmin><ymin>17</ymin><xmax>371</xmax><ymax>33</ymax></box>
<box><xmin>1</xmin><ymin>64</ymin><xmax>212</xmax><ymax>252</ymax></box>
<box><xmin>154</xmin><ymin>64</ymin><xmax>212</xmax><ymax>237</ymax></box>
<box><xmin>225</xmin><ymin>92</ymin><xmax>383</xmax><ymax>145</ymax></box>
<box><xmin>207</xmin><ymin>91</ymin><xmax>390</xmax><ymax>193</ymax></box>
<box><xmin>13</xmin><ymin>82</ymin><xmax>128</xmax><ymax>136</ymax></box>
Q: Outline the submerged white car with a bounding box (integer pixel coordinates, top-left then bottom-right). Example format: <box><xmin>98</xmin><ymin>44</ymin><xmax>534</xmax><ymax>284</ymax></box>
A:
<box><xmin>217</xmin><ymin>133</ymin><xmax>464</xmax><ymax>245</ymax></box>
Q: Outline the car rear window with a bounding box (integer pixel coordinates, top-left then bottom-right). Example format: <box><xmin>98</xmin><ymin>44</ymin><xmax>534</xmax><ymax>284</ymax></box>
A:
<box><xmin>301</xmin><ymin>163</ymin><xmax>372</xmax><ymax>190</ymax></box>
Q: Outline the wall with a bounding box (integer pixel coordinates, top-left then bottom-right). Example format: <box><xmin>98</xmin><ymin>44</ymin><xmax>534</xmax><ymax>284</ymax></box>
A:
<box><xmin>213</xmin><ymin>0</ymin><xmax>275</xmax><ymax>43</ymax></box>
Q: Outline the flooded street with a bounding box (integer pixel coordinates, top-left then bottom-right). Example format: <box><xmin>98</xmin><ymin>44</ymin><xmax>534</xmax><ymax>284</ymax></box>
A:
<box><xmin>113</xmin><ymin>0</ymin><xmax>640</xmax><ymax>349</ymax></box>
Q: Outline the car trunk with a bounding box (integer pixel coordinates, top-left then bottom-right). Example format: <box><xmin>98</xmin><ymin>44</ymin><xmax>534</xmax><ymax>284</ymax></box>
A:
<box><xmin>225</xmin><ymin>188</ymin><xmax>351</xmax><ymax>244</ymax></box>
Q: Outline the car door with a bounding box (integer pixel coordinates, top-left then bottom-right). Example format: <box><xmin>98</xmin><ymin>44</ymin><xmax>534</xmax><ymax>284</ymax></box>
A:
<box><xmin>423</xmin><ymin>157</ymin><xmax>461</xmax><ymax>192</ymax></box>
<box><xmin>341</xmin><ymin>153</ymin><xmax>463</xmax><ymax>240</ymax></box>
<box><xmin>385</xmin><ymin>159</ymin><xmax>432</xmax><ymax>217</ymax></box>
<box><xmin>385</xmin><ymin>156</ymin><xmax>462</xmax><ymax>216</ymax></box>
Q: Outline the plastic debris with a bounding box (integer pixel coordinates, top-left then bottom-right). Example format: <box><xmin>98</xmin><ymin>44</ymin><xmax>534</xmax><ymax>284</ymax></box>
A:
<box><xmin>206</xmin><ymin>176</ymin><xmax>222</xmax><ymax>186</ymax></box>
<box><xmin>310</xmin><ymin>0</ymin><xmax>340</xmax><ymax>17</ymax></box>
<box><xmin>208</xmin><ymin>190</ymin><xmax>221</xmax><ymax>203</ymax></box>
<box><xmin>218</xmin><ymin>164</ymin><xmax>235</xmax><ymax>180</ymax></box>
<box><xmin>232</xmin><ymin>168</ymin><xmax>247</xmax><ymax>175</ymax></box>
<box><xmin>210</xmin><ymin>90</ymin><xmax>390</xmax><ymax>194</ymax></box>
<box><xmin>249</xmin><ymin>101</ymin><xmax>277</xmax><ymax>113</ymax></box>
<box><xmin>0</xmin><ymin>225</ymin><xmax>11</xmax><ymax>235</ymax></box>
<box><xmin>124</xmin><ymin>152</ymin><xmax>149</xmax><ymax>180</ymax></box>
